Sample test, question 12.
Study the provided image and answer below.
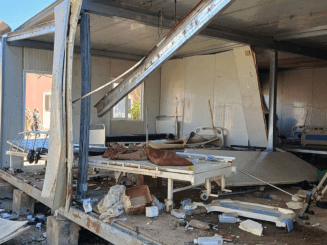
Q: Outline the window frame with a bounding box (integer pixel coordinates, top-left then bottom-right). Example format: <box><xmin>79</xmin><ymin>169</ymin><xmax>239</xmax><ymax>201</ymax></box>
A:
<box><xmin>111</xmin><ymin>83</ymin><xmax>144</xmax><ymax>121</ymax></box>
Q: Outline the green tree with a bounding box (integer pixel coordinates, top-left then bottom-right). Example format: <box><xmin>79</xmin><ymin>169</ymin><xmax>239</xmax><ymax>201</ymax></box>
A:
<box><xmin>128</xmin><ymin>90</ymin><xmax>141</xmax><ymax>120</ymax></box>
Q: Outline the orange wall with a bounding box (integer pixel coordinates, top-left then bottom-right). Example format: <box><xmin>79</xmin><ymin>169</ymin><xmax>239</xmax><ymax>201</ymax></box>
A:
<box><xmin>25</xmin><ymin>73</ymin><xmax>52</xmax><ymax>120</ymax></box>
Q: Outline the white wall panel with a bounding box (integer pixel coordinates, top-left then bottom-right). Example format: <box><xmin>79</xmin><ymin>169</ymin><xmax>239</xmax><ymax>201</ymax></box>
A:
<box><xmin>261</xmin><ymin>67</ymin><xmax>327</xmax><ymax>137</ymax></box>
<box><xmin>1</xmin><ymin>44</ymin><xmax>23</xmax><ymax>167</ymax></box>
<box><xmin>234</xmin><ymin>46</ymin><xmax>267</xmax><ymax>147</ymax></box>
<box><xmin>214</xmin><ymin>51</ymin><xmax>248</xmax><ymax>146</ymax></box>
<box><xmin>183</xmin><ymin>55</ymin><xmax>215</xmax><ymax>136</ymax></box>
<box><xmin>23</xmin><ymin>48</ymin><xmax>53</xmax><ymax>72</ymax></box>
<box><xmin>160</xmin><ymin>59</ymin><xmax>185</xmax><ymax>117</ymax></box>
<box><xmin>72</xmin><ymin>54</ymin><xmax>111</xmax><ymax>143</ymax></box>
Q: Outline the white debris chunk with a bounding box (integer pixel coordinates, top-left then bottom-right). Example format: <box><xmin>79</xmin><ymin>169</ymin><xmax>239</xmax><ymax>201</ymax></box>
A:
<box><xmin>286</xmin><ymin>201</ymin><xmax>304</xmax><ymax>210</ymax></box>
<box><xmin>239</xmin><ymin>219</ymin><xmax>263</xmax><ymax>236</ymax></box>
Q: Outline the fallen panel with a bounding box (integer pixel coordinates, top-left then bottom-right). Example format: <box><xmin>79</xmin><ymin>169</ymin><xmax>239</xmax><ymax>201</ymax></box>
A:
<box><xmin>186</xmin><ymin>149</ymin><xmax>318</xmax><ymax>186</ymax></box>
<box><xmin>95</xmin><ymin>0</ymin><xmax>233</xmax><ymax>117</ymax></box>
<box><xmin>0</xmin><ymin>218</ymin><xmax>29</xmax><ymax>243</ymax></box>
<box><xmin>195</xmin><ymin>199</ymin><xmax>295</xmax><ymax>231</ymax></box>
<box><xmin>234</xmin><ymin>46</ymin><xmax>267</xmax><ymax>147</ymax></box>
<box><xmin>42</xmin><ymin>0</ymin><xmax>70</xmax><ymax>209</ymax></box>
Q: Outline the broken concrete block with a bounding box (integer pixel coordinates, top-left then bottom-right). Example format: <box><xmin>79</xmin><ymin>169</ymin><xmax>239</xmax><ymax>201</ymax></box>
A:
<box><xmin>239</xmin><ymin>219</ymin><xmax>263</xmax><ymax>236</ymax></box>
<box><xmin>47</xmin><ymin>216</ymin><xmax>79</xmax><ymax>245</ymax></box>
<box><xmin>286</xmin><ymin>201</ymin><xmax>304</xmax><ymax>210</ymax></box>
<box><xmin>12</xmin><ymin>189</ymin><xmax>35</xmax><ymax>215</ymax></box>
<box><xmin>0</xmin><ymin>182</ymin><xmax>15</xmax><ymax>199</ymax></box>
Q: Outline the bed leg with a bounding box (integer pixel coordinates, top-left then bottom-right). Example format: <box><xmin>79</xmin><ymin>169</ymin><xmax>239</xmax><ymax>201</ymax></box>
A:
<box><xmin>165</xmin><ymin>178</ymin><xmax>173</xmax><ymax>212</ymax></box>
<box><xmin>9</xmin><ymin>155</ymin><xmax>14</xmax><ymax>174</ymax></box>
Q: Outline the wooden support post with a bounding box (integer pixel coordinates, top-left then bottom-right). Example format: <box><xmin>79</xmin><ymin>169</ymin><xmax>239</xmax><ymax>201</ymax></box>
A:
<box><xmin>77</xmin><ymin>12</ymin><xmax>91</xmax><ymax>200</ymax></box>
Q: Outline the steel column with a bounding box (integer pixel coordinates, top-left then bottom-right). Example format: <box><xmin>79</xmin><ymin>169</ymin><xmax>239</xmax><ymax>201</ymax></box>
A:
<box><xmin>0</xmin><ymin>37</ymin><xmax>3</xmax><ymax>167</ymax></box>
<box><xmin>267</xmin><ymin>50</ymin><xmax>278</xmax><ymax>152</ymax></box>
<box><xmin>77</xmin><ymin>12</ymin><xmax>91</xmax><ymax>199</ymax></box>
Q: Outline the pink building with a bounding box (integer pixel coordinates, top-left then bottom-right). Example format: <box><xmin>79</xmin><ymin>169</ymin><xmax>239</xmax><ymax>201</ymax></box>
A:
<box><xmin>25</xmin><ymin>73</ymin><xmax>52</xmax><ymax>131</ymax></box>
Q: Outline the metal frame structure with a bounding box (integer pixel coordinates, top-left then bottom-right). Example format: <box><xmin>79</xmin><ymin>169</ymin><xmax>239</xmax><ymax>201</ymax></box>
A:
<box><xmin>87</xmin><ymin>155</ymin><xmax>236</xmax><ymax>211</ymax></box>
<box><xmin>6</xmin><ymin>21</ymin><xmax>55</xmax><ymax>42</ymax></box>
<box><xmin>0</xmin><ymin>169</ymin><xmax>161</xmax><ymax>245</ymax></box>
<box><xmin>94</xmin><ymin>0</ymin><xmax>234</xmax><ymax>117</ymax></box>
<box><xmin>77</xmin><ymin>12</ymin><xmax>92</xmax><ymax>199</ymax></box>
<box><xmin>267</xmin><ymin>50</ymin><xmax>278</xmax><ymax>152</ymax></box>
<box><xmin>2</xmin><ymin>0</ymin><xmax>327</xmax><ymax>244</ymax></box>
<box><xmin>81</xmin><ymin>0</ymin><xmax>327</xmax><ymax>61</ymax></box>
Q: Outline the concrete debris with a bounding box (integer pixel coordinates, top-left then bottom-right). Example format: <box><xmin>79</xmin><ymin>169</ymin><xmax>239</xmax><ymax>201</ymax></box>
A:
<box><xmin>286</xmin><ymin>201</ymin><xmax>304</xmax><ymax>210</ymax></box>
<box><xmin>185</xmin><ymin>206</ymin><xmax>207</xmax><ymax>216</ymax></box>
<box><xmin>146</xmin><ymin>206</ymin><xmax>159</xmax><ymax>217</ymax></box>
<box><xmin>1</xmin><ymin>213</ymin><xmax>18</xmax><ymax>220</ymax></box>
<box><xmin>239</xmin><ymin>220</ymin><xmax>263</xmax><ymax>236</ymax></box>
<box><xmin>83</xmin><ymin>199</ymin><xmax>92</xmax><ymax>213</ymax></box>
<box><xmin>152</xmin><ymin>196</ymin><xmax>164</xmax><ymax>212</ymax></box>
<box><xmin>181</xmin><ymin>199</ymin><xmax>197</xmax><ymax>211</ymax></box>
<box><xmin>194</xmin><ymin>234</ymin><xmax>223</xmax><ymax>244</ymax></box>
<box><xmin>171</xmin><ymin>209</ymin><xmax>186</xmax><ymax>219</ymax></box>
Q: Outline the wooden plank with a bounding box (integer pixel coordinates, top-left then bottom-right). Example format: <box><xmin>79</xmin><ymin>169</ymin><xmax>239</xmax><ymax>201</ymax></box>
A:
<box><xmin>41</xmin><ymin>0</ymin><xmax>70</xmax><ymax>210</ymax></box>
<box><xmin>0</xmin><ymin>170</ymin><xmax>53</xmax><ymax>207</ymax></box>
<box><xmin>77</xmin><ymin>12</ymin><xmax>91</xmax><ymax>200</ymax></box>
<box><xmin>233</xmin><ymin>46</ymin><xmax>267</xmax><ymax>147</ymax></box>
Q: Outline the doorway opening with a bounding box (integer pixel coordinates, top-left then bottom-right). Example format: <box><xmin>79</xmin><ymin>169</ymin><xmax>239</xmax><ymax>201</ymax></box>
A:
<box><xmin>25</xmin><ymin>72</ymin><xmax>52</xmax><ymax>131</ymax></box>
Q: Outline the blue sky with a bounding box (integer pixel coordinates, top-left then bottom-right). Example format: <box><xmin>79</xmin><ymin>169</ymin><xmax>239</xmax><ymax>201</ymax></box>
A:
<box><xmin>0</xmin><ymin>0</ymin><xmax>55</xmax><ymax>31</ymax></box>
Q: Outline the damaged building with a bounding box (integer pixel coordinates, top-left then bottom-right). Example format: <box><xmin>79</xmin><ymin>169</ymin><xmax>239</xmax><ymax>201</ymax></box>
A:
<box><xmin>1</xmin><ymin>0</ymin><xmax>327</xmax><ymax>244</ymax></box>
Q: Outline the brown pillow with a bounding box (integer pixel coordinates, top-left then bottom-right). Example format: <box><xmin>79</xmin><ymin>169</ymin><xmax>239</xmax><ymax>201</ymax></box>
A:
<box><xmin>144</xmin><ymin>147</ymin><xmax>193</xmax><ymax>166</ymax></box>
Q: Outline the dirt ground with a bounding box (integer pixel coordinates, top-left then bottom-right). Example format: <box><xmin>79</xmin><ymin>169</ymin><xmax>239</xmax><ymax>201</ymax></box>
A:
<box><xmin>1</xmin><ymin>170</ymin><xmax>327</xmax><ymax>245</ymax></box>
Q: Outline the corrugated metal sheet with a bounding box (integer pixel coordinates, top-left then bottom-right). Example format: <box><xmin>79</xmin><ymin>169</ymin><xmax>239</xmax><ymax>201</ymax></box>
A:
<box><xmin>23</xmin><ymin>48</ymin><xmax>53</xmax><ymax>72</ymax></box>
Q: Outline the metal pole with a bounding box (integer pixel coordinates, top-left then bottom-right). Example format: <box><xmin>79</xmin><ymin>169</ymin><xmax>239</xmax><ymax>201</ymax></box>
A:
<box><xmin>77</xmin><ymin>12</ymin><xmax>91</xmax><ymax>200</ymax></box>
<box><xmin>238</xmin><ymin>169</ymin><xmax>301</xmax><ymax>201</ymax></box>
<box><xmin>267</xmin><ymin>50</ymin><xmax>278</xmax><ymax>152</ymax></box>
<box><xmin>146</xmin><ymin>107</ymin><xmax>149</xmax><ymax>146</ymax></box>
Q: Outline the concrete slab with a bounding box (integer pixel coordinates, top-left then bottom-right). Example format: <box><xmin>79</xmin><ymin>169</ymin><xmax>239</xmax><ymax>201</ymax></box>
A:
<box><xmin>187</xmin><ymin>150</ymin><xmax>318</xmax><ymax>186</ymax></box>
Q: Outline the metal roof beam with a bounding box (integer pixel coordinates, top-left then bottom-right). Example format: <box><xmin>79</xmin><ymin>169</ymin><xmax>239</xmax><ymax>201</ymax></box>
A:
<box><xmin>7</xmin><ymin>39</ymin><xmax>142</xmax><ymax>61</ymax></box>
<box><xmin>15</xmin><ymin>0</ymin><xmax>63</xmax><ymax>31</ymax></box>
<box><xmin>7</xmin><ymin>21</ymin><xmax>55</xmax><ymax>42</ymax></box>
<box><xmin>94</xmin><ymin>0</ymin><xmax>234</xmax><ymax>117</ymax></box>
<box><xmin>82</xmin><ymin>0</ymin><xmax>327</xmax><ymax>61</ymax></box>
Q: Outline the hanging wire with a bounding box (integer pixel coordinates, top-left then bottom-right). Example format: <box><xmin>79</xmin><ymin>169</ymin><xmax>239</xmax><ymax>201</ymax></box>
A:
<box><xmin>172</xmin><ymin>0</ymin><xmax>178</xmax><ymax>26</ymax></box>
<box><xmin>158</xmin><ymin>8</ymin><xmax>163</xmax><ymax>38</ymax></box>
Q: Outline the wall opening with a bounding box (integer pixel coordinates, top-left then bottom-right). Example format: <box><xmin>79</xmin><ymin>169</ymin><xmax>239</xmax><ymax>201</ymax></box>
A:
<box><xmin>25</xmin><ymin>72</ymin><xmax>52</xmax><ymax>131</ymax></box>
